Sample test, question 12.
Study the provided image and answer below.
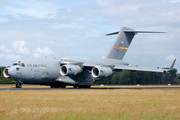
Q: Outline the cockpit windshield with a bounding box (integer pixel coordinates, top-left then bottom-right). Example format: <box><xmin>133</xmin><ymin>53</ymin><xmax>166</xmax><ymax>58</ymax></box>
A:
<box><xmin>13</xmin><ymin>62</ymin><xmax>18</xmax><ymax>66</ymax></box>
<box><xmin>12</xmin><ymin>61</ymin><xmax>25</xmax><ymax>67</ymax></box>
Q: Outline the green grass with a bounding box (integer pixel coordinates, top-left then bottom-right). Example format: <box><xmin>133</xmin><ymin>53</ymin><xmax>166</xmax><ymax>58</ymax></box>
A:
<box><xmin>0</xmin><ymin>88</ymin><xmax>180</xmax><ymax>120</ymax></box>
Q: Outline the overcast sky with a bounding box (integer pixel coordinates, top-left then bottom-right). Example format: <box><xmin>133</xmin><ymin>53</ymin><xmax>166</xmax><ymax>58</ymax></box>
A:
<box><xmin>0</xmin><ymin>0</ymin><xmax>180</xmax><ymax>72</ymax></box>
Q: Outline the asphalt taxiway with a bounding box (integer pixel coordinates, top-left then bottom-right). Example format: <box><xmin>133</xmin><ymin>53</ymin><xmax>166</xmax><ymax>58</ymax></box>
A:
<box><xmin>0</xmin><ymin>87</ymin><xmax>180</xmax><ymax>91</ymax></box>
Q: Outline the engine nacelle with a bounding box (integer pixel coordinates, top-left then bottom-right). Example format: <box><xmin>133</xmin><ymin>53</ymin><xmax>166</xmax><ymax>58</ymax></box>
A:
<box><xmin>92</xmin><ymin>66</ymin><xmax>113</xmax><ymax>78</ymax></box>
<box><xmin>60</xmin><ymin>65</ymin><xmax>82</xmax><ymax>76</ymax></box>
<box><xmin>3</xmin><ymin>68</ymin><xmax>10</xmax><ymax>78</ymax></box>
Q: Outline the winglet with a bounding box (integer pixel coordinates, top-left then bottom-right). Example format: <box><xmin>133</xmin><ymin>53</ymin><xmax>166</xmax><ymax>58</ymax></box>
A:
<box><xmin>169</xmin><ymin>59</ymin><xmax>176</xmax><ymax>71</ymax></box>
<box><xmin>164</xmin><ymin>59</ymin><xmax>176</xmax><ymax>72</ymax></box>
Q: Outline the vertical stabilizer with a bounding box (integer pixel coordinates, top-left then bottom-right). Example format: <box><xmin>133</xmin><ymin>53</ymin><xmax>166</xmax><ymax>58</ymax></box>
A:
<box><xmin>106</xmin><ymin>27</ymin><xmax>135</xmax><ymax>60</ymax></box>
<box><xmin>106</xmin><ymin>27</ymin><xmax>164</xmax><ymax>60</ymax></box>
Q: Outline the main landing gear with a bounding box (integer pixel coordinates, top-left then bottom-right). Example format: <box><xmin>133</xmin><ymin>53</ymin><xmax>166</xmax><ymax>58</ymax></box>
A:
<box><xmin>73</xmin><ymin>85</ymin><xmax>91</xmax><ymax>88</ymax></box>
<box><xmin>73</xmin><ymin>83</ymin><xmax>91</xmax><ymax>88</ymax></box>
<box><xmin>50</xmin><ymin>85</ymin><xmax>66</xmax><ymax>88</ymax></box>
<box><xmin>50</xmin><ymin>84</ymin><xmax>91</xmax><ymax>88</ymax></box>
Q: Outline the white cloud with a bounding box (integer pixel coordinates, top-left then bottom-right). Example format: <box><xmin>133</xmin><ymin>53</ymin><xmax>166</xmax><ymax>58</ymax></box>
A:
<box><xmin>5</xmin><ymin>54</ymin><xmax>21</xmax><ymax>60</ymax></box>
<box><xmin>165</xmin><ymin>55</ymin><xmax>177</xmax><ymax>61</ymax></box>
<box><xmin>33</xmin><ymin>53</ymin><xmax>39</xmax><ymax>58</ymax></box>
<box><xmin>3</xmin><ymin>1</ymin><xmax>62</xmax><ymax>19</ymax></box>
<box><xmin>0</xmin><ymin>45</ymin><xmax>12</xmax><ymax>53</ymax></box>
<box><xmin>0</xmin><ymin>42</ymin><xmax>28</xmax><ymax>61</ymax></box>
<box><xmin>33</xmin><ymin>46</ymin><xmax>54</xmax><ymax>57</ymax></box>
<box><xmin>94</xmin><ymin>0</ymin><xmax>180</xmax><ymax>29</ymax></box>
<box><xmin>12</xmin><ymin>40</ymin><xmax>30</xmax><ymax>55</ymax></box>
<box><xmin>17</xmin><ymin>47</ymin><xmax>30</xmax><ymax>55</ymax></box>
<box><xmin>12</xmin><ymin>40</ymin><xmax>26</xmax><ymax>48</ymax></box>
<box><xmin>0</xmin><ymin>0</ymin><xmax>180</xmax><ymax>71</ymax></box>
<box><xmin>0</xmin><ymin>53</ymin><xmax>20</xmax><ymax>60</ymax></box>
<box><xmin>0</xmin><ymin>45</ymin><xmax>20</xmax><ymax>60</ymax></box>
<box><xmin>171</xmin><ymin>0</ymin><xmax>180</xmax><ymax>3</ymax></box>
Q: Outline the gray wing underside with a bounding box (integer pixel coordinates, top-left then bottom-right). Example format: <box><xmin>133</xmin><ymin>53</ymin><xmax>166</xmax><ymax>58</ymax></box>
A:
<box><xmin>114</xmin><ymin>65</ymin><xmax>164</xmax><ymax>72</ymax></box>
<box><xmin>114</xmin><ymin>59</ymin><xmax>176</xmax><ymax>72</ymax></box>
<box><xmin>61</xmin><ymin>58</ymin><xmax>176</xmax><ymax>73</ymax></box>
<box><xmin>83</xmin><ymin>63</ymin><xmax>164</xmax><ymax>73</ymax></box>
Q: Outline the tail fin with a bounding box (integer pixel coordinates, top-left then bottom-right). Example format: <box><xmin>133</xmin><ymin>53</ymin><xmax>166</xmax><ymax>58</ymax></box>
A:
<box><xmin>106</xmin><ymin>27</ymin><xmax>165</xmax><ymax>60</ymax></box>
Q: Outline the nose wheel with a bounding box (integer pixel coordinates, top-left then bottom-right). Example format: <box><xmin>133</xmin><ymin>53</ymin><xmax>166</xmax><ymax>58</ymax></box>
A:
<box><xmin>16</xmin><ymin>83</ymin><xmax>22</xmax><ymax>88</ymax></box>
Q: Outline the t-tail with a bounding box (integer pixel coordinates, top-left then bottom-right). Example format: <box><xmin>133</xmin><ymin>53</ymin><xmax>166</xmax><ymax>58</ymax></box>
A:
<box><xmin>106</xmin><ymin>27</ymin><xmax>165</xmax><ymax>60</ymax></box>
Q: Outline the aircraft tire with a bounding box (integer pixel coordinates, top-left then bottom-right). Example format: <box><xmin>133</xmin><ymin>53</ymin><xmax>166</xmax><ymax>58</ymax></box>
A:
<box><xmin>16</xmin><ymin>83</ymin><xmax>22</xmax><ymax>88</ymax></box>
<box><xmin>78</xmin><ymin>85</ymin><xmax>91</xmax><ymax>88</ymax></box>
<box><xmin>50</xmin><ymin>85</ymin><xmax>54</xmax><ymax>88</ymax></box>
<box><xmin>60</xmin><ymin>85</ymin><xmax>66</xmax><ymax>88</ymax></box>
<box><xmin>50</xmin><ymin>85</ymin><xmax>66</xmax><ymax>88</ymax></box>
<box><xmin>73</xmin><ymin>85</ymin><xmax>78</xmax><ymax>88</ymax></box>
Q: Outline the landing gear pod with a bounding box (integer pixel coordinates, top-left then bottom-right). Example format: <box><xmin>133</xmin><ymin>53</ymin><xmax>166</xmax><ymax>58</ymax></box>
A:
<box><xmin>3</xmin><ymin>68</ymin><xmax>10</xmax><ymax>78</ymax></box>
<box><xmin>92</xmin><ymin>66</ymin><xmax>113</xmax><ymax>78</ymax></box>
<box><xmin>60</xmin><ymin>65</ymin><xmax>82</xmax><ymax>76</ymax></box>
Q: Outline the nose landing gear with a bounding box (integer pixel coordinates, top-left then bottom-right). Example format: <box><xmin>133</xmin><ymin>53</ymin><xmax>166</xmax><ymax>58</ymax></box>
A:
<box><xmin>16</xmin><ymin>83</ymin><xmax>22</xmax><ymax>88</ymax></box>
<box><xmin>15</xmin><ymin>81</ymin><xmax>22</xmax><ymax>88</ymax></box>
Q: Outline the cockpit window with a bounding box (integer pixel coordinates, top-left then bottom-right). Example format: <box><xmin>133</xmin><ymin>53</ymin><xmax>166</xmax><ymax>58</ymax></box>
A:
<box><xmin>21</xmin><ymin>63</ymin><xmax>25</xmax><ymax>67</ymax></box>
<box><xmin>13</xmin><ymin>61</ymin><xmax>25</xmax><ymax>67</ymax></box>
<box><xmin>13</xmin><ymin>63</ymin><xmax>18</xmax><ymax>66</ymax></box>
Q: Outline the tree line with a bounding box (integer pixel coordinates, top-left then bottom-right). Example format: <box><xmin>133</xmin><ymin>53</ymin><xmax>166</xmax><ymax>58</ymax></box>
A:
<box><xmin>0</xmin><ymin>67</ymin><xmax>13</xmax><ymax>84</ymax></box>
<box><xmin>95</xmin><ymin>68</ymin><xmax>180</xmax><ymax>85</ymax></box>
<box><xmin>0</xmin><ymin>66</ymin><xmax>180</xmax><ymax>85</ymax></box>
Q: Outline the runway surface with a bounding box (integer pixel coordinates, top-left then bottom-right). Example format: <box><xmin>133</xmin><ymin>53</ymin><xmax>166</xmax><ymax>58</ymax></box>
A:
<box><xmin>1</xmin><ymin>87</ymin><xmax>180</xmax><ymax>91</ymax></box>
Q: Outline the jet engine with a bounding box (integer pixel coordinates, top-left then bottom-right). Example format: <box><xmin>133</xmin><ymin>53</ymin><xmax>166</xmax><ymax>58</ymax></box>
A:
<box><xmin>92</xmin><ymin>66</ymin><xmax>113</xmax><ymax>78</ymax></box>
<box><xmin>3</xmin><ymin>68</ymin><xmax>10</xmax><ymax>78</ymax></box>
<box><xmin>60</xmin><ymin>65</ymin><xmax>82</xmax><ymax>76</ymax></box>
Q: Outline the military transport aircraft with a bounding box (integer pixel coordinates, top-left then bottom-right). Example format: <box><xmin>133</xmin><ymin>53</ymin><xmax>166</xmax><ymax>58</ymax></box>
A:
<box><xmin>3</xmin><ymin>27</ymin><xmax>176</xmax><ymax>88</ymax></box>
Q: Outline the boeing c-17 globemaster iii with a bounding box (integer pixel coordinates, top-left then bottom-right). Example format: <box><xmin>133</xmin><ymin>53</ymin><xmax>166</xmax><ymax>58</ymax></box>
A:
<box><xmin>3</xmin><ymin>27</ymin><xmax>176</xmax><ymax>88</ymax></box>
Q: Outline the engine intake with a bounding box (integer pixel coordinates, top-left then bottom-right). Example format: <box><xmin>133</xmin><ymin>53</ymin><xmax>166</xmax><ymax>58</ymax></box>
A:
<box><xmin>3</xmin><ymin>68</ymin><xmax>10</xmax><ymax>78</ymax></box>
<box><xmin>92</xmin><ymin>66</ymin><xmax>113</xmax><ymax>78</ymax></box>
<box><xmin>60</xmin><ymin>65</ymin><xmax>82</xmax><ymax>76</ymax></box>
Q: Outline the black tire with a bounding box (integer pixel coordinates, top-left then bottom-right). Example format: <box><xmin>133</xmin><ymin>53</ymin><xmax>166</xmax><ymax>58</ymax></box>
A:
<box><xmin>73</xmin><ymin>85</ymin><xmax>78</xmax><ymax>88</ymax></box>
<box><xmin>78</xmin><ymin>85</ymin><xmax>91</xmax><ymax>88</ymax></box>
<box><xmin>61</xmin><ymin>85</ymin><xmax>66</xmax><ymax>88</ymax></box>
<box><xmin>16</xmin><ymin>83</ymin><xmax>22</xmax><ymax>88</ymax></box>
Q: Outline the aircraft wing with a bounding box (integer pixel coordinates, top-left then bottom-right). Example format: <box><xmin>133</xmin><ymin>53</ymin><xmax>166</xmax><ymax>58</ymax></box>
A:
<box><xmin>84</xmin><ymin>59</ymin><xmax>176</xmax><ymax>73</ymax></box>
<box><xmin>83</xmin><ymin>63</ymin><xmax>164</xmax><ymax>73</ymax></box>
<box><xmin>114</xmin><ymin>65</ymin><xmax>164</xmax><ymax>72</ymax></box>
<box><xmin>61</xmin><ymin>58</ymin><xmax>176</xmax><ymax>73</ymax></box>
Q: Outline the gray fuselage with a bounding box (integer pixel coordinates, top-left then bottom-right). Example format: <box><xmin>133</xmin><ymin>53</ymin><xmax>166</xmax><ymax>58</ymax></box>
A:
<box><xmin>8</xmin><ymin>58</ymin><xmax>61</xmax><ymax>85</ymax></box>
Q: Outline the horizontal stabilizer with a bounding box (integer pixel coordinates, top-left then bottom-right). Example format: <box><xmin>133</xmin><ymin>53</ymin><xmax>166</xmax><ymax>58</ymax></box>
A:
<box><xmin>106</xmin><ymin>32</ymin><xmax>119</xmax><ymax>36</ymax></box>
<box><xmin>106</xmin><ymin>30</ymin><xmax>165</xmax><ymax>36</ymax></box>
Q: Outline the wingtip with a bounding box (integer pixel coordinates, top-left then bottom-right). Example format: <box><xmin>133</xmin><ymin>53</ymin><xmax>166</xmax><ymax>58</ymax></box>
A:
<box><xmin>165</xmin><ymin>58</ymin><xmax>176</xmax><ymax>72</ymax></box>
<box><xmin>169</xmin><ymin>58</ymin><xmax>176</xmax><ymax>70</ymax></box>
